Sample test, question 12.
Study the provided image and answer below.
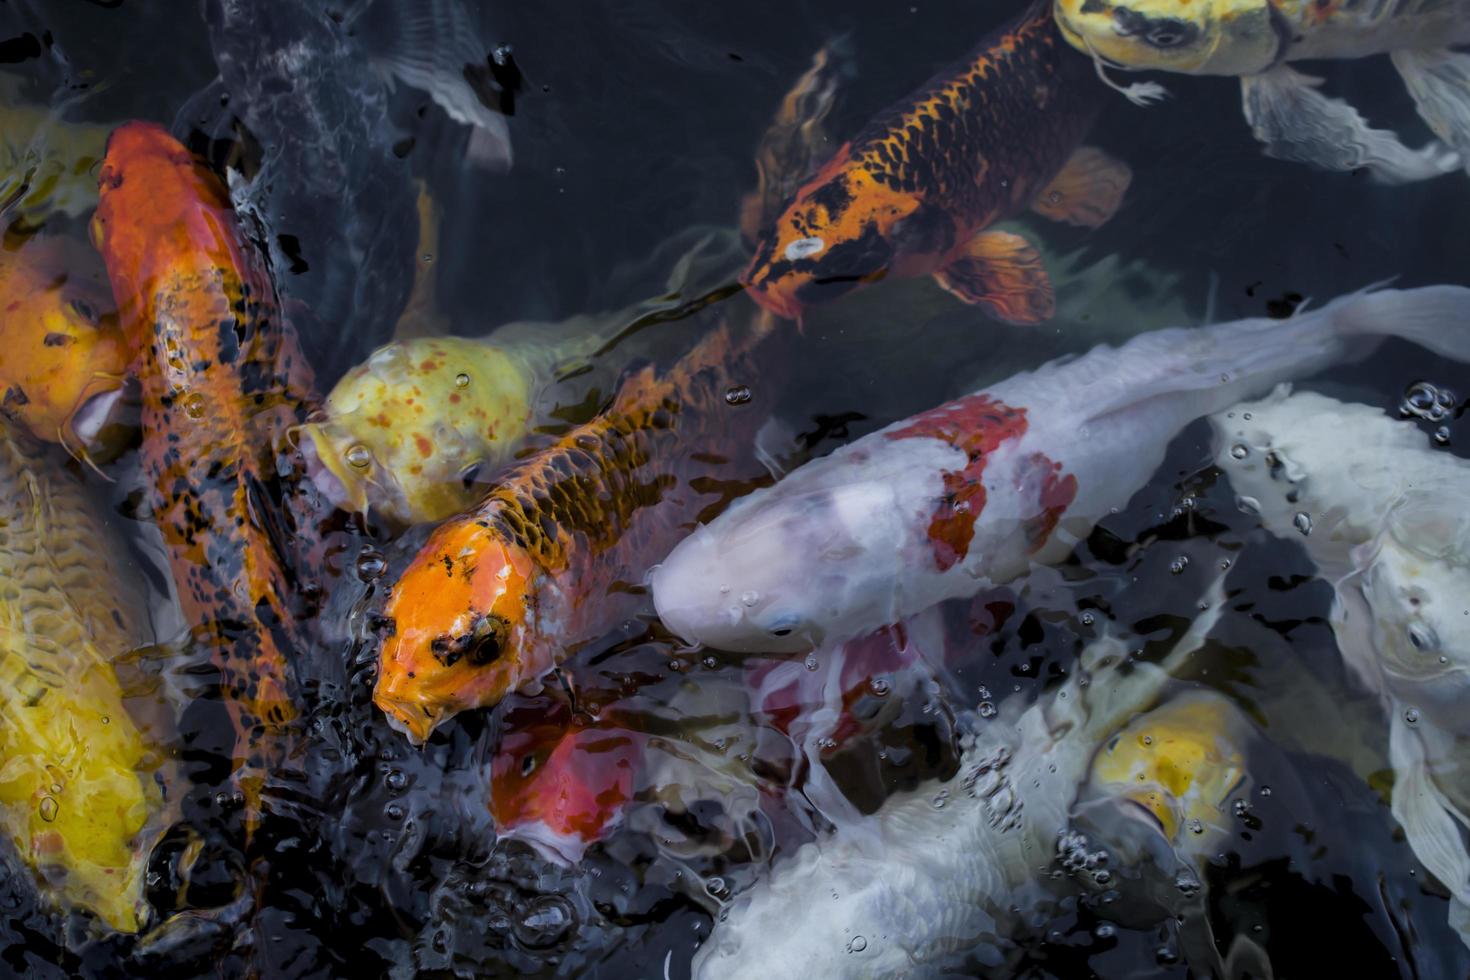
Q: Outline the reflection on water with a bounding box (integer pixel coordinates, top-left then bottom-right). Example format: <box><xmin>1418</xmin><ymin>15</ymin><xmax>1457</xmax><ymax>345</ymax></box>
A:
<box><xmin>0</xmin><ymin>0</ymin><xmax>1467</xmax><ymax>976</ymax></box>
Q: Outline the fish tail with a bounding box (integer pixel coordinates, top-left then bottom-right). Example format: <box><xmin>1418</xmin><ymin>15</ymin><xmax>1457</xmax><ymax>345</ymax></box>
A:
<box><xmin>1324</xmin><ymin>283</ymin><xmax>1470</xmax><ymax>363</ymax></box>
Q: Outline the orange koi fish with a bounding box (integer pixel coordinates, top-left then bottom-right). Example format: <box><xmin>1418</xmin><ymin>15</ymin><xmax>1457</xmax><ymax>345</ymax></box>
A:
<box><xmin>0</xmin><ymin>233</ymin><xmax>129</xmax><ymax>455</ymax></box>
<box><xmin>91</xmin><ymin>122</ymin><xmax>316</xmax><ymax>832</ymax></box>
<box><xmin>373</xmin><ymin>312</ymin><xmax>779</xmax><ymax>744</ymax></box>
<box><xmin>743</xmin><ymin>1</ymin><xmax>1130</xmax><ymax>324</ymax></box>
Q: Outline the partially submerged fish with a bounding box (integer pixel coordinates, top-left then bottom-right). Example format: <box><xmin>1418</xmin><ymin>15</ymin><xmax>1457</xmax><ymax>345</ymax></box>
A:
<box><xmin>0</xmin><ymin>420</ymin><xmax>162</xmax><ymax>933</ymax></box>
<box><xmin>653</xmin><ymin>286</ymin><xmax>1470</xmax><ymax>654</ymax></box>
<box><xmin>373</xmin><ymin>312</ymin><xmax>781</xmax><ymax>743</ymax></box>
<box><xmin>743</xmin><ymin>2</ymin><xmax>1130</xmax><ymax>324</ymax></box>
<box><xmin>1053</xmin><ymin>0</ymin><xmax>1470</xmax><ymax>182</ymax></box>
<box><xmin>0</xmin><ymin>232</ymin><xmax>128</xmax><ymax>455</ymax></box>
<box><xmin>694</xmin><ymin>590</ymin><xmax>1248</xmax><ymax>978</ymax></box>
<box><xmin>91</xmin><ymin>122</ymin><xmax>316</xmax><ymax>833</ymax></box>
<box><xmin>1211</xmin><ymin>387</ymin><xmax>1470</xmax><ymax>949</ymax></box>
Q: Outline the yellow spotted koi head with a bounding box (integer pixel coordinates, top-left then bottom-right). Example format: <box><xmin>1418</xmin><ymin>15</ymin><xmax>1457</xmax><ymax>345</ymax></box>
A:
<box><xmin>300</xmin><ymin>336</ymin><xmax>536</xmax><ymax>526</ymax></box>
<box><xmin>1054</xmin><ymin>0</ymin><xmax>1281</xmax><ymax>76</ymax></box>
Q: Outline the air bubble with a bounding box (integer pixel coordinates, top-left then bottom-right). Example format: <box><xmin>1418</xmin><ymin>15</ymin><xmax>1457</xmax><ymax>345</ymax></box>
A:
<box><xmin>1435</xmin><ymin>425</ymin><xmax>1451</xmax><ymax>445</ymax></box>
<box><xmin>384</xmin><ymin>802</ymin><xmax>404</xmax><ymax>821</ymax></box>
<box><xmin>978</xmin><ymin>701</ymin><xmax>997</xmax><ymax>719</ymax></box>
<box><xmin>1229</xmin><ymin>444</ymin><xmax>1249</xmax><ymax>460</ymax></box>
<box><xmin>869</xmin><ymin>677</ymin><xmax>891</xmax><ymax>697</ymax></box>
<box><xmin>454</xmin><ymin>372</ymin><xmax>470</xmax><ymax>388</ymax></box>
<box><xmin>385</xmin><ymin>769</ymin><xmax>408</xmax><ymax>792</ymax></box>
<box><xmin>1235</xmin><ymin>495</ymin><xmax>1261</xmax><ymax>516</ymax></box>
<box><xmin>514</xmin><ymin>896</ymin><xmax>575</xmax><ymax>950</ymax></box>
<box><xmin>741</xmin><ymin>591</ymin><xmax>760</xmax><ymax>607</ymax></box>
<box><xmin>1080</xmin><ymin>610</ymin><xmax>1095</xmax><ymax>626</ymax></box>
<box><xmin>724</xmin><ymin>385</ymin><xmax>752</xmax><ymax>406</ymax></box>
<box><xmin>1293</xmin><ymin>512</ymin><xmax>1312</xmax><ymax>535</ymax></box>
<box><xmin>356</xmin><ymin>550</ymin><xmax>387</xmax><ymax>581</ymax></box>
<box><xmin>1169</xmin><ymin>556</ymin><xmax>1189</xmax><ymax>575</ymax></box>
<box><xmin>804</xmin><ymin>655</ymin><xmax>819</xmax><ymax>671</ymax></box>
<box><xmin>1405</xmin><ymin>707</ymin><xmax>1420</xmax><ymax>725</ymax></box>
<box><xmin>847</xmin><ymin>935</ymin><xmax>868</xmax><ymax>953</ymax></box>
<box><xmin>38</xmin><ymin>797</ymin><xmax>57</xmax><ymax>822</ymax></box>
<box><xmin>345</xmin><ymin>444</ymin><xmax>372</xmax><ymax>469</ymax></box>
<box><xmin>705</xmin><ymin>876</ymin><xmax>731</xmax><ymax>901</ymax></box>
<box><xmin>183</xmin><ymin>392</ymin><xmax>206</xmax><ymax>419</ymax></box>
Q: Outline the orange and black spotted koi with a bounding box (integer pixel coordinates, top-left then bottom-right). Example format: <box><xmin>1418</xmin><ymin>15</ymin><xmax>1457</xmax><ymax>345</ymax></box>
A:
<box><xmin>744</xmin><ymin>1</ymin><xmax>1131</xmax><ymax>324</ymax></box>
<box><xmin>91</xmin><ymin>122</ymin><xmax>317</xmax><ymax>835</ymax></box>
<box><xmin>373</xmin><ymin>312</ymin><xmax>781</xmax><ymax>744</ymax></box>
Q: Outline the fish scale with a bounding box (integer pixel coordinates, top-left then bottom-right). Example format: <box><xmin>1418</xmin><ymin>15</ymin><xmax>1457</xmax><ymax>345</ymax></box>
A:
<box><xmin>91</xmin><ymin>122</ymin><xmax>318</xmax><ymax>835</ymax></box>
<box><xmin>0</xmin><ymin>419</ymin><xmax>159</xmax><ymax>932</ymax></box>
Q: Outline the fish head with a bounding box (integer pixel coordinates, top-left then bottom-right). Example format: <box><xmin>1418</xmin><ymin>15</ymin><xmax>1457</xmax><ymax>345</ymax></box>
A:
<box><xmin>1054</xmin><ymin>0</ymin><xmax>1279</xmax><ymax>76</ymax></box>
<box><xmin>1358</xmin><ymin>497</ymin><xmax>1470</xmax><ymax>728</ymax></box>
<box><xmin>652</xmin><ymin>480</ymin><xmax>904</xmax><ymax>653</ymax></box>
<box><xmin>302</xmin><ymin>338</ymin><xmax>531</xmax><ymax>525</ymax></box>
<box><xmin>742</xmin><ymin>156</ymin><xmax>910</xmax><ymax>319</ymax></box>
<box><xmin>374</xmin><ymin>519</ymin><xmax>539</xmax><ymax>743</ymax></box>
<box><xmin>1073</xmin><ymin>691</ymin><xmax>1248</xmax><ymax>906</ymax></box>
<box><xmin>0</xmin><ymin>235</ymin><xmax>130</xmax><ymax>453</ymax></box>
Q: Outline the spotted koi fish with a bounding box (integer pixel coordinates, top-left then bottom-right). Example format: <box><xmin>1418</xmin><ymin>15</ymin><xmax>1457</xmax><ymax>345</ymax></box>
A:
<box><xmin>373</xmin><ymin>311</ymin><xmax>781</xmax><ymax>743</ymax></box>
<box><xmin>743</xmin><ymin>1</ymin><xmax>1131</xmax><ymax>324</ymax></box>
<box><xmin>653</xmin><ymin>286</ymin><xmax>1470</xmax><ymax>654</ymax></box>
<box><xmin>91</xmin><ymin>122</ymin><xmax>317</xmax><ymax>833</ymax></box>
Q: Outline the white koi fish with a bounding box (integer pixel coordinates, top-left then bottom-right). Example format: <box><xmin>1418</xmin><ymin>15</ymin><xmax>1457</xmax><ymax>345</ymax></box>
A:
<box><xmin>652</xmin><ymin>286</ymin><xmax>1470</xmax><ymax>655</ymax></box>
<box><xmin>692</xmin><ymin>586</ymin><xmax>1251</xmax><ymax>978</ymax></box>
<box><xmin>1052</xmin><ymin>0</ymin><xmax>1470</xmax><ymax>182</ymax></box>
<box><xmin>1211</xmin><ymin>387</ymin><xmax>1470</xmax><ymax>949</ymax></box>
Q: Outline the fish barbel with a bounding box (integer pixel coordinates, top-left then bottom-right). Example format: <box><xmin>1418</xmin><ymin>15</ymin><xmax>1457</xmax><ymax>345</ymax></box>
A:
<box><xmin>0</xmin><ymin>420</ymin><xmax>161</xmax><ymax>932</ymax></box>
<box><xmin>91</xmin><ymin>121</ymin><xmax>316</xmax><ymax>834</ymax></box>
<box><xmin>743</xmin><ymin>1</ymin><xmax>1130</xmax><ymax>324</ymax></box>
<box><xmin>653</xmin><ymin>286</ymin><xmax>1470</xmax><ymax>654</ymax></box>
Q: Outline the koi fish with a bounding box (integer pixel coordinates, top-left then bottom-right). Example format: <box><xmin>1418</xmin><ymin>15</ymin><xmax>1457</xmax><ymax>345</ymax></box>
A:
<box><xmin>0</xmin><ymin>233</ymin><xmax>129</xmax><ymax>456</ymax></box>
<box><xmin>300</xmin><ymin>227</ymin><xmax>748</xmax><ymax>527</ymax></box>
<box><xmin>1053</xmin><ymin>0</ymin><xmax>1470</xmax><ymax>182</ymax></box>
<box><xmin>90</xmin><ymin>122</ymin><xmax>316</xmax><ymax>833</ymax></box>
<box><xmin>743</xmin><ymin>2</ymin><xmax>1131</xmax><ymax>324</ymax></box>
<box><xmin>693</xmin><ymin>589</ymin><xmax>1248</xmax><ymax>978</ymax></box>
<box><xmin>372</xmin><ymin>311</ymin><xmax>781</xmax><ymax>744</ymax></box>
<box><xmin>1211</xmin><ymin>387</ymin><xmax>1470</xmax><ymax>949</ymax></box>
<box><xmin>0</xmin><ymin>419</ymin><xmax>162</xmax><ymax>933</ymax></box>
<box><xmin>0</xmin><ymin>72</ymin><xmax>112</xmax><ymax>224</ymax></box>
<box><xmin>489</xmin><ymin>696</ymin><xmax>645</xmax><ymax>863</ymax></box>
<box><xmin>652</xmin><ymin>286</ymin><xmax>1470</xmax><ymax>654</ymax></box>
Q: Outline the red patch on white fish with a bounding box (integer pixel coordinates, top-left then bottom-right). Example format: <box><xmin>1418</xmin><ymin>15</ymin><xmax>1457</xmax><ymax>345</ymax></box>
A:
<box><xmin>1020</xmin><ymin>452</ymin><xmax>1078</xmax><ymax>552</ymax></box>
<box><xmin>490</xmin><ymin>698</ymin><xmax>644</xmax><ymax>845</ymax></box>
<box><xmin>884</xmin><ymin>394</ymin><xmax>1030</xmax><ymax>570</ymax></box>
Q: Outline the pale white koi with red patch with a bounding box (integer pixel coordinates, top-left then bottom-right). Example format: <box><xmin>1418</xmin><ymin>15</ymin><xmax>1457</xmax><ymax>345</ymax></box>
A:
<box><xmin>652</xmin><ymin>286</ymin><xmax>1470</xmax><ymax>654</ymax></box>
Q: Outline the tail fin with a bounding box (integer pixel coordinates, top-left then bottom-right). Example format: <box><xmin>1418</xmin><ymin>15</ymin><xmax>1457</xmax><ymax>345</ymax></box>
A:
<box><xmin>1324</xmin><ymin>285</ymin><xmax>1470</xmax><ymax>363</ymax></box>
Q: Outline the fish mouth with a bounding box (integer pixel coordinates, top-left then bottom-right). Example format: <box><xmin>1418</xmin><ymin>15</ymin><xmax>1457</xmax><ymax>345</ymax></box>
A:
<box><xmin>69</xmin><ymin>386</ymin><xmax>125</xmax><ymax>448</ymax></box>
<box><xmin>375</xmin><ymin>693</ymin><xmax>445</xmax><ymax>746</ymax></box>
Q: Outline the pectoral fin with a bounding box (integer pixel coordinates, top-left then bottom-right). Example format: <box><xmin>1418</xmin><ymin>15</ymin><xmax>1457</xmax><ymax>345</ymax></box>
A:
<box><xmin>933</xmin><ymin>230</ymin><xmax>1054</xmax><ymax>325</ymax></box>
<box><xmin>1392</xmin><ymin>48</ymin><xmax>1470</xmax><ymax>175</ymax></box>
<box><xmin>1239</xmin><ymin>66</ymin><xmax>1460</xmax><ymax>184</ymax></box>
<box><xmin>1030</xmin><ymin>147</ymin><xmax>1132</xmax><ymax>228</ymax></box>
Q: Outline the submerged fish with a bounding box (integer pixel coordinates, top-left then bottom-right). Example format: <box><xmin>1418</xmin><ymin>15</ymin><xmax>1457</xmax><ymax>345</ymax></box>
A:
<box><xmin>300</xmin><ymin>228</ymin><xmax>747</xmax><ymax>527</ymax></box>
<box><xmin>91</xmin><ymin>122</ymin><xmax>316</xmax><ymax>833</ymax></box>
<box><xmin>1053</xmin><ymin>0</ymin><xmax>1470</xmax><ymax>181</ymax></box>
<box><xmin>372</xmin><ymin>312</ymin><xmax>781</xmax><ymax>743</ymax></box>
<box><xmin>0</xmin><ymin>420</ymin><xmax>161</xmax><ymax>933</ymax></box>
<box><xmin>0</xmin><ymin>73</ymin><xmax>112</xmax><ymax>224</ymax></box>
<box><xmin>198</xmin><ymin>0</ymin><xmax>511</xmax><ymax>383</ymax></box>
<box><xmin>1211</xmin><ymin>387</ymin><xmax>1470</xmax><ymax>949</ymax></box>
<box><xmin>0</xmin><ymin>232</ymin><xmax>129</xmax><ymax>455</ymax></box>
<box><xmin>653</xmin><ymin>286</ymin><xmax>1470</xmax><ymax>654</ymax></box>
<box><xmin>694</xmin><ymin>591</ymin><xmax>1247</xmax><ymax>978</ymax></box>
<box><xmin>743</xmin><ymin>2</ymin><xmax>1130</xmax><ymax>324</ymax></box>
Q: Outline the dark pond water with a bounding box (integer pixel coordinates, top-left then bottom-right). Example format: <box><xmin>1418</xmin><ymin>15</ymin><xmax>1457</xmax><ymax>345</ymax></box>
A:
<box><xmin>2</xmin><ymin>0</ymin><xmax>1469</xmax><ymax>977</ymax></box>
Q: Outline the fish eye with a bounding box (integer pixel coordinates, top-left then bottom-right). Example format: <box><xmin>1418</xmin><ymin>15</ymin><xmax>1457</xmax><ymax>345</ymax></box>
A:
<box><xmin>766</xmin><ymin>615</ymin><xmax>803</xmax><ymax>639</ymax></box>
<box><xmin>1144</xmin><ymin>20</ymin><xmax>1194</xmax><ymax>47</ymax></box>
<box><xmin>1408</xmin><ymin>623</ymin><xmax>1438</xmax><ymax>652</ymax></box>
<box><xmin>68</xmin><ymin>297</ymin><xmax>100</xmax><ymax>325</ymax></box>
<box><xmin>468</xmin><ymin>613</ymin><xmax>510</xmax><ymax>665</ymax></box>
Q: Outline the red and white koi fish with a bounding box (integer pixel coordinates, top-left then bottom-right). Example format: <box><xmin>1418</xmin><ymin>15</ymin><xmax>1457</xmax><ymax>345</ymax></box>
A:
<box><xmin>652</xmin><ymin>285</ymin><xmax>1470</xmax><ymax>653</ymax></box>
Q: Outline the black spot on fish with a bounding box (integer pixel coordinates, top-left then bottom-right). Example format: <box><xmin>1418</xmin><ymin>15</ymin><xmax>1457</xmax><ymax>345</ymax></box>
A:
<box><xmin>793</xmin><ymin>220</ymin><xmax>894</xmax><ymax>307</ymax></box>
<box><xmin>3</xmin><ymin>385</ymin><xmax>28</xmax><ymax>409</ymax></box>
<box><xmin>0</xmin><ymin>33</ymin><xmax>43</xmax><ymax>64</ymax></box>
<box><xmin>42</xmin><ymin>332</ymin><xmax>74</xmax><ymax>347</ymax></box>
<box><xmin>808</xmin><ymin>176</ymin><xmax>853</xmax><ymax>223</ymax></box>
